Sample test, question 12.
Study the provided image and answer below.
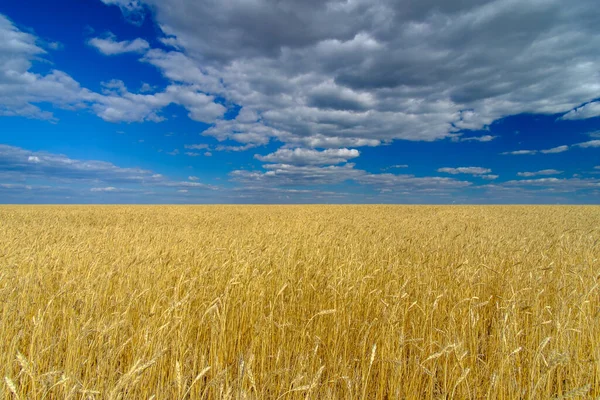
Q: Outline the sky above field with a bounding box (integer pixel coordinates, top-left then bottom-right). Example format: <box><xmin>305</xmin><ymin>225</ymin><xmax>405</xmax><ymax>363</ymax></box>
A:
<box><xmin>1</xmin><ymin>0</ymin><xmax>599</xmax><ymax>203</ymax></box>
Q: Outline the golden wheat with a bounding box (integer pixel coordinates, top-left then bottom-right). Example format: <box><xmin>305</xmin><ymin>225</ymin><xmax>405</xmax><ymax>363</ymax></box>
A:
<box><xmin>0</xmin><ymin>205</ymin><xmax>599</xmax><ymax>399</ymax></box>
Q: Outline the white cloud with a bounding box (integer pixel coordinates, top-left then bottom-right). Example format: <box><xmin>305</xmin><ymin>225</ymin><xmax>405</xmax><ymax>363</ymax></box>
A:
<box><xmin>501</xmin><ymin>150</ymin><xmax>538</xmax><ymax>155</ymax></box>
<box><xmin>88</xmin><ymin>34</ymin><xmax>149</xmax><ymax>55</ymax></box>
<box><xmin>255</xmin><ymin>148</ymin><xmax>360</xmax><ymax>166</ymax></box>
<box><xmin>185</xmin><ymin>150</ymin><xmax>212</xmax><ymax>157</ymax></box>
<box><xmin>5</xmin><ymin>0</ymin><xmax>600</xmax><ymax>164</ymax></box>
<box><xmin>201</xmin><ymin>108</ymin><xmax>282</xmax><ymax>146</ymax></box>
<box><xmin>437</xmin><ymin>167</ymin><xmax>492</xmax><ymax>175</ymax></box>
<box><xmin>458</xmin><ymin>135</ymin><xmax>497</xmax><ymax>142</ymax></box>
<box><xmin>382</xmin><ymin>164</ymin><xmax>409</xmax><ymax>170</ymax></box>
<box><xmin>139</xmin><ymin>82</ymin><xmax>155</xmax><ymax>92</ymax></box>
<box><xmin>90</xmin><ymin>186</ymin><xmax>141</xmax><ymax>193</ymax></box>
<box><xmin>214</xmin><ymin>144</ymin><xmax>259</xmax><ymax>152</ymax></box>
<box><xmin>283</xmin><ymin>135</ymin><xmax>381</xmax><ymax>149</ymax></box>
<box><xmin>0</xmin><ymin>144</ymin><xmax>217</xmax><ymax>193</ymax></box>
<box><xmin>576</xmin><ymin>140</ymin><xmax>600</xmax><ymax>148</ymax></box>
<box><xmin>0</xmin><ymin>144</ymin><xmax>154</xmax><ymax>184</ymax></box>
<box><xmin>188</xmin><ymin>176</ymin><xmax>199</xmax><ymax>181</ymax></box>
<box><xmin>502</xmin><ymin>140</ymin><xmax>599</xmax><ymax>156</ymax></box>
<box><xmin>482</xmin><ymin>174</ymin><xmax>499</xmax><ymax>180</ymax></box>
<box><xmin>101</xmin><ymin>0</ymin><xmax>600</xmax><ymax>148</ymax></box>
<box><xmin>517</xmin><ymin>169</ymin><xmax>563</xmax><ymax>177</ymax></box>
<box><xmin>99</xmin><ymin>0</ymin><xmax>145</xmax><ymax>25</ymax></box>
<box><xmin>232</xmin><ymin>162</ymin><xmax>471</xmax><ymax>194</ymax></box>
<box><xmin>356</xmin><ymin>173</ymin><xmax>472</xmax><ymax>191</ymax></box>
<box><xmin>0</xmin><ymin>14</ymin><xmax>91</xmax><ymax>120</ymax></box>
<box><xmin>503</xmin><ymin>177</ymin><xmax>600</xmax><ymax>190</ymax></box>
<box><xmin>561</xmin><ymin>101</ymin><xmax>600</xmax><ymax>120</ymax></box>
<box><xmin>141</xmin><ymin>49</ymin><xmax>224</xmax><ymax>94</ymax></box>
<box><xmin>0</xmin><ymin>15</ymin><xmax>226</xmax><ymax>124</ymax></box>
<box><xmin>540</xmin><ymin>145</ymin><xmax>569</xmax><ymax>154</ymax></box>
<box><xmin>87</xmin><ymin>81</ymin><xmax>226</xmax><ymax>123</ymax></box>
<box><xmin>160</xmin><ymin>181</ymin><xmax>215</xmax><ymax>189</ymax></box>
<box><xmin>231</xmin><ymin>163</ymin><xmax>362</xmax><ymax>187</ymax></box>
<box><xmin>184</xmin><ymin>144</ymin><xmax>209</xmax><ymax>150</ymax></box>
<box><xmin>588</xmin><ymin>131</ymin><xmax>600</xmax><ymax>138</ymax></box>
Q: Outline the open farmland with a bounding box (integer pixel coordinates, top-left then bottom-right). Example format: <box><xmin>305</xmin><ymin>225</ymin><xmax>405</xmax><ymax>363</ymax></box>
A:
<box><xmin>1</xmin><ymin>205</ymin><xmax>599</xmax><ymax>399</ymax></box>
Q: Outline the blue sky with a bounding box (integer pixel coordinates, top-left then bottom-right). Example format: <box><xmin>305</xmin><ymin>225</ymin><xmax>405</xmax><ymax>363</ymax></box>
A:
<box><xmin>0</xmin><ymin>0</ymin><xmax>599</xmax><ymax>203</ymax></box>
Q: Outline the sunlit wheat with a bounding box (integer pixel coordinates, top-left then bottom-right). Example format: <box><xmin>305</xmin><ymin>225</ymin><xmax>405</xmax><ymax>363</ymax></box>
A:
<box><xmin>0</xmin><ymin>205</ymin><xmax>599</xmax><ymax>398</ymax></box>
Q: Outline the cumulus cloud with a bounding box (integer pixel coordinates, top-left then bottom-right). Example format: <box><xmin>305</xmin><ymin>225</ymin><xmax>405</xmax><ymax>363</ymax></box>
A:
<box><xmin>282</xmin><ymin>135</ymin><xmax>381</xmax><ymax>149</ymax></box>
<box><xmin>437</xmin><ymin>167</ymin><xmax>492</xmax><ymax>175</ymax></box>
<box><xmin>255</xmin><ymin>148</ymin><xmax>360</xmax><ymax>166</ymax></box>
<box><xmin>0</xmin><ymin>14</ymin><xmax>92</xmax><ymax>120</ymax></box>
<box><xmin>100</xmin><ymin>0</ymin><xmax>600</xmax><ymax>149</ymax></box>
<box><xmin>89</xmin><ymin>82</ymin><xmax>226</xmax><ymax>123</ymax></box>
<box><xmin>9</xmin><ymin>0</ymin><xmax>600</xmax><ymax>159</ymax></box>
<box><xmin>201</xmin><ymin>108</ymin><xmax>282</xmax><ymax>145</ymax></box>
<box><xmin>0</xmin><ymin>16</ymin><xmax>225</xmax><ymax>123</ymax></box>
<box><xmin>88</xmin><ymin>34</ymin><xmax>149</xmax><ymax>55</ymax></box>
<box><xmin>517</xmin><ymin>169</ymin><xmax>563</xmax><ymax>177</ymax></box>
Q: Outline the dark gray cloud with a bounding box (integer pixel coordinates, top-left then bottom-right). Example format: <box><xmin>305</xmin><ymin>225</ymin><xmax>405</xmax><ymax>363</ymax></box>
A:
<box><xmin>3</xmin><ymin>1</ymin><xmax>600</xmax><ymax>200</ymax></box>
<box><xmin>101</xmin><ymin>0</ymin><xmax>600</xmax><ymax>149</ymax></box>
<box><xmin>95</xmin><ymin>0</ymin><xmax>600</xmax><ymax>197</ymax></box>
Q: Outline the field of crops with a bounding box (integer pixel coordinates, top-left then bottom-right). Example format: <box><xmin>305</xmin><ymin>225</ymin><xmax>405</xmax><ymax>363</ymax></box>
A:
<box><xmin>1</xmin><ymin>206</ymin><xmax>599</xmax><ymax>399</ymax></box>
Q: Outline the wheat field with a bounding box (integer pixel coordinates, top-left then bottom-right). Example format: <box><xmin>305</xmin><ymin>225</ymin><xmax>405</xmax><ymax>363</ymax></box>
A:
<box><xmin>1</xmin><ymin>205</ymin><xmax>599</xmax><ymax>399</ymax></box>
